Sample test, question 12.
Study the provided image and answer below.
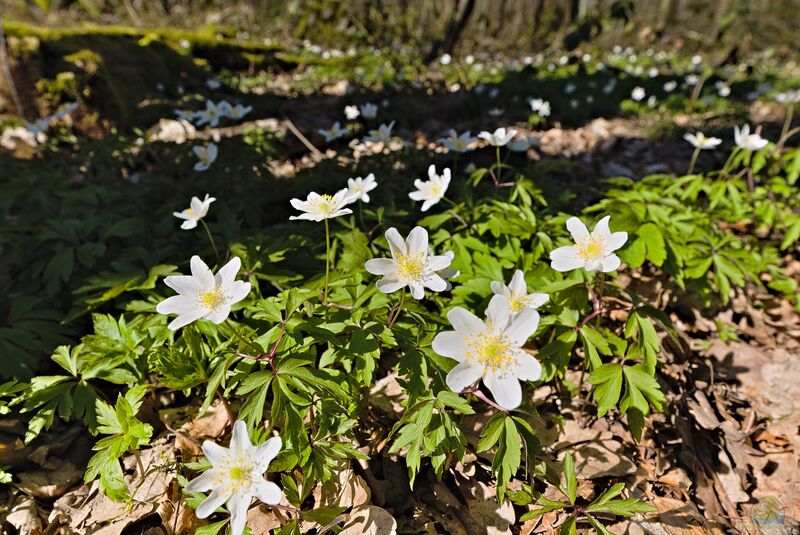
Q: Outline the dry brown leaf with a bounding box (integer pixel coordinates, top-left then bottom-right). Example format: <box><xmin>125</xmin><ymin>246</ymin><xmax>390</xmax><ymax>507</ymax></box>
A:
<box><xmin>340</xmin><ymin>505</ymin><xmax>397</xmax><ymax>535</ymax></box>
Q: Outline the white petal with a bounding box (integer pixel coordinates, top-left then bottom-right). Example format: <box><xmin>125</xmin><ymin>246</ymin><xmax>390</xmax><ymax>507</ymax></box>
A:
<box><xmin>527</xmin><ymin>293</ymin><xmax>549</xmax><ymax>309</ymax></box>
<box><xmin>509</xmin><ymin>270</ymin><xmax>527</xmax><ymax>294</ymax></box>
<box><xmin>204</xmin><ymin>305</ymin><xmax>231</xmax><ymax>324</ymax></box>
<box><xmin>446</xmin><ymin>360</ymin><xmax>484</xmax><ymax>392</ymax></box>
<box><xmin>406</xmin><ymin>227</ymin><xmax>428</xmax><ymax>255</ymax></box>
<box><xmin>605</xmin><ymin>231</ymin><xmax>628</xmax><ymax>252</ymax></box>
<box><xmin>185</xmin><ymin>469</ymin><xmax>217</xmax><ymax>493</ymax></box>
<box><xmin>156</xmin><ymin>295</ymin><xmax>195</xmax><ymax>315</ymax></box>
<box><xmin>599</xmin><ymin>254</ymin><xmax>622</xmax><ymax>272</ymax></box>
<box><xmin>195</xmin><ymin>487</ymin><xmax>229</xmax><ymax>519</ymax></box>
<box><xmin>289</xmin><ymin>213</ymin><xmax>317</xmax><ymax>221</ymax></box>
<box><xmin>173</xmin><ymin>211</ymin><xmax>191</xmax><ymax>220</ymax></box>
<box><xmin>376</xmin><ymin>278</ymin><xmax>406</xmax><ymax>294</ymax></box>
<box><xmin>592</xmin><ymin>216</ymin><xmax>612</xmax><ymax>240</ymax></box>
<box><xmin>422</xmin><ymin>274</ymin><xmax>447</xmax><ymax>293</ymax></box>
<box><xmin>505</xmin><ymin>308</ymin><xmax>540</xmax><ymax>346</ymax></box>
<box><xmin>583</xmin><ymin>259</ymin><xmax>601</xmax><ymax>272</ymax></box>
<box><xmin>163</xmin><ymin>275</ymin><xmax>202</xmax><ymax>295</ymax></box>
<box><xmin>489</xmin><ymin>280</ymin><xmax>506</xmax><ymax>295</ymax></box>
<box><xmin>410</xmin><ymin>283</ymin><xmax>425</xmax><ymax>299</ymax></box>
<box><xmin>565</xmin><ymin>217</ymin><xmax>590</xmax><ymax>241</ymax></box>
<box><xmin>181</xmin><ymin>220</ymin><xmax>198</xmax><ymax>230</ymax></box>
<box><xmin>215</xmin><ymin>257</ymin><xmax>241</xmax><ymax>287</ymax></box>
<box><xmin>289</xmin><ymin>198</ymin><xmax>308</xmax><ymax>211</ymax></box>
<box><xmin>447</xmin><ymin>307</ymin><xmax>484</xmax><ymax>334</ymax></box>
<box><xmin>227</xmin><ymin>491</ymin><xmax>251</xmax><ymax>535</ymax></box>
<box><xmin>168</xmin><ymin>308</ymin><xmax>207</xmax><ymax>330</ymax></box>
<box><xmin>432</xmin><ymin>331</ymin><xmax>469</xmax><ymax>361</ymax></box>
<box><xmin>384</xmin><ymin>228</ymin><xmax>407</xmax><ymax>257</ymax></box>
<box><xmin>427</xmin><ymin>254</ymin><xmax>452</xmax><ymax>271</ymax></box>
<box><xmin>190</xmin><ymin>256</ymin><xmax>215</xmax><ymax>288</ymax></box>
<box><xmin>228</xmin><ymin>281</ymin><xmax>251</xmax><ymax>304</ymax></box>
<box><xmin>550</xmin><ymin>246</ymin><xmax>585</xmax><ymax>272</ymax></box>
<box><xmin>421</xmin><ymin>199</ymin><xmax>438</xmax><ymax>212</ymax></box>
<box><xmin>485</xmin><ymin>295</ymin><xmax>511</xmax><ymax>331</ymax></box>
<box><xmin>202</xmin><ymin>441</ymin><xmax>229</xmax><ymax>465</ymax></box>
<box><xmin>365</xmin><ymin>258</ymin><xmax>397</xmax><ymax>275</ymax></box>
<box><xmin>484</xmin><ymin>374</ymin><xmax>522</xmax><ymax>410</ymax></box>
<box><xmin>254</xmin><ymin>437</ymin><xmax>282</xmax><ymax>471</ymax></box>
<box><xmin>513</xmin><ymin>350</ymin><xmax>543</xmax><ymax>381</ymax></box>
<box><xmin>230</xmin><ymin>420</ymin><xmax>252</xmax><ymax>451</ymax></box>
<box><xmin>255</xmin><ymin>481</ymin><xmax>283</xmax><ymax>505</ymax></box>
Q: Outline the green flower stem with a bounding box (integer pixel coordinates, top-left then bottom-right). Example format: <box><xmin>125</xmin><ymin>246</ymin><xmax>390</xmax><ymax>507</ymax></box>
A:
<box><xmin>687</xmin><ymin>147</ymin><xmax>700</xmax><ymax>175</ymax></box>
<box><xmin>387</xmin><ymin>292</ymin><xmax>405</xmax><ymax>328</ymax></box>
<box><xmin>720</xmin><ymin>147</ymin><xmax>739</xmax><ymax>177</ymax></box>
<box><xmin>225</xmin><ymin>319</ymin><xmax>262</xmax><ymax>354</ymax></box>
<box><xmin>323</xmin><ymin>218</ymin><xmax>331</xmax><ymax>305</ymax></box>
<box><xmin>495</xmin><ymin>146</ymin><xmax>502</xmax><ymax>184</ymax></box>
<box><xmin>200</xmin><ymin>219</ymin><xmax>220</xmax><ymax>263</ymax></box>
<box><xmin>462</xmin><ymin>385</ymin><xmax>507</xmax><ymax>413</ymax></box>
<box><xmin>778</xmin><ymin>105</ymin><xmax>794</xmax><ymax>152</ymax></box>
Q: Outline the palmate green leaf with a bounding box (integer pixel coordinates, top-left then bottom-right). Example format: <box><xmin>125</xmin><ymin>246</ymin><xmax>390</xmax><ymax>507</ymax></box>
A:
<box><xmin>586</xmin><ymin>497</ymin><xmax>657</xmax><ymax>516</ymax></box>
<box><xmin>194</xmin><ymin>520</ymin><xmax>229</xmax><ymax>535</ymax></box>
<box><xmin>492</xmin><ymin>416</ymin><xmax>521</xmax><ymax>503</ymax></box>
<box><xmin>588</xmin><ymin>363</ymin><xmax>623</xmax><ymax>417</ymax></box>
<box><xmin>519</xmin><ymin>495</ymin><xmax>569</xmax><ymax>521</ymax></box>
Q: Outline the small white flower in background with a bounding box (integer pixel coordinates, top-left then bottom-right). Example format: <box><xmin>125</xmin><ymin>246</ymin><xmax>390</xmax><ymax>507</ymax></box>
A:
<box><xmin>569</xmin><ymin>99</ymin><xmax>579</xmax><ymax>109</ymax></box>
<box><xmin>565</xmin><ymin>83</ymin><xmax>576</xmax><ymax>95</ymax></box>
<box><xmin>345</xmin><ymin>173</ymin><xmax>377</xmax><ymax>203</ymax></box>
<box><xmin>602</xmin><ymin>81</ymin><xmax>616</xmax><ymax>94</ymax></box>
<box><xmin>173</xmin><ymin>194</ymin><xmax>216</xmax><ymax>230</ymax></box>
<box><xmin>716</xmin><ymin>82</ymin><xmax>731</xmax><ymax>97</ymax></box>
<box><xmin>193</xmin><ymin>143</ymin><xmax>218</xmax><ymax>172</ymax></box>
<box><xmin>25</xmin><ymin>117</ymin><xmax>52</xmax><ymax>136</ymax></box>
<box><xmin>409</xmin><ymin>164</ymin><xmax>450</xmax><ymax>212</ymax></box>
<box><xmin>195</xmin><ymin>100</ymin><xmax>223</xmax><ymax>127</ymax></box>
<box><xmin>507</xmin><ymin>136</ymin><xmax>530</xmax><ymax>152</ymax></box>
<box><xmin>365</xmin><ymin>226</ymin><xmax>453</xmax><ymax>299</ymax></box>
<box><xmin>775</xmin><ymin>90</ymin><xmax>800</xmax><ymax>104</ymax></box>
<box><xmin>186</xmin><ymin>420</ymin><xmax>282</xmax><ymax>535</ymax></box>
<box><xmin>663</xmin><ymin>80</ymin><xmax>677</xmax><ymax>92</ymax></box>
<box><xmin>691</xmin><ymin>54</ymin><xmax>702</xmax><ymax>66</ymax></box>
<box><xmin>491</xmin><ymin>270</ymin><xmax>548</xmax><ymax>315</ymax></box>
<box><xmin>432</xmin><ymin>295</ymin><xmax>542</xmax><ymax>410</ymax></box>
<box><xmin>685</xmin><ymin>74</ymin><xmax>699</xmax><ymax>86</ymax></box>
<box><xmin>631</xmin><ymin>86</ymin><xmax>646</xmax><ymax>101</ymax></box>
<box><xmin>156</xmin><ymin>256</ymin><xmax>251</xmax><ymax>330</ymax></box>
<box><xmin>478</xmin><ymin>127</ymin><xmax>517</xmax><ymax>147</ymax></box>
<box><xmin>217</xmin><ymin>100</ymin><xmax>233</xmax><ymax>117</ymax></box>
<box><xmin>647</xmin><ymin>95</ymin><xmax>657</xmax><ymax>108</ymax></box>
<box><xmin>440</xmin><ymin>129</ymin><xmax>477</xmax><ymax>153</ymax></box>
<box><xmin>319</xmin><ymin>121</ymin><xmax>347</xmax><ymax>143</ymax></box>
<box><xmin>684</xmin><ymin>132</ymin><xmax>722</xmax><ymax>150</ymax></box>
<box><xmin>227</xmin><ymin>104</ymin><xmax>252</xmax><ymax>121</ymax></box>
<box><xmin>206</xmin><ymin>78</ymin><xmax>222</xmax><ymax>90</ymax></box>
<box><xmin>550</xmin><ymin>215</ymin><xmax>628</xmax><ymax>273</ymax></box>
<box><xmin>487</xmin><ymin>108</ymin><xmax>504</xmax><ymax>117</ymax></box>
<box><xmin>344</xmin><ymin>105</ymin><xmax>360</xmax><ymax>120</ymax></box>
<box><xmin>529</xmin><ymin>98</ymin><xmax>551</xmax><ymax>117</ymax></box>
<box><xmin>359</xmin><ymin>102</ymin><xmax>378</xmax><ymax>119</ymax></box>
<box><xmin>648</xmin><ymin>67</ymin><xmax>659</xmax><ymax>78</ymax></box>
<box><xmin>734</xmin><ymin>124</ymin><xmax>769</xmax><ymax>151</ymax></box>
<box><xmin>289</xmin><ymin>189</ymin><xmax>353</xmax><ymax>221</ymax></box>
<box><xmin>440</xmin><ymin>53</ymin><xmax>452</xmax><ymax>65</ymax></box>
<box><xmin>465</xmin><ymin>54</ymin><xmax>475</xmax><ymax>65</ymax></box>
<box><xmin>363</xmin><ymin>121</ymin><xmax>394</xmax><ymax>143</ymax></box>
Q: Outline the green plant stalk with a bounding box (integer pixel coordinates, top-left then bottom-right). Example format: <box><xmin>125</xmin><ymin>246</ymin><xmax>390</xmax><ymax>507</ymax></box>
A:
<box><xmin>496</xmin><ymin>146</ymin><xmax>502</xmax><ymax>184</ymax></box>
<box><xmin>225</xmin><ymin>319</ymin><xmax>262</xmax><ymax>354</ymax></box>
<box><xmin>687</xmin><ymin>147</ymin><xmax>700</xmax><ymax>175</ymax></box>
<box><xmin>778</xmin><ymin>104</ymin><xmax>794</xmax><ymax>152</ymax></box>
<box><xmin>387</xmin><ymin>291</ymin><xmax>406</xmax><ymax>328</ymax></box>
<box><xmin>200</xmin><ymin>219</ymin><xmax>220</xmax><ymax>263</ymax></box>
<box><xmin>323</xmin><ymin>218</ymin><xmax>331</xmax><ymax>304</ymax></box>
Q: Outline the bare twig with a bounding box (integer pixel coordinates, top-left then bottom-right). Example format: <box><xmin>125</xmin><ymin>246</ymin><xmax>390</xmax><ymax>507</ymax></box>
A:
<box><xmin>0</xmin><ymin>17</ymin><xmax>25</xmax><ymax>117</ymax></box>
<box><xmin>284</xmin><ymin>117</ymin><xmax>323</xmax><ymax>157</ymax></box>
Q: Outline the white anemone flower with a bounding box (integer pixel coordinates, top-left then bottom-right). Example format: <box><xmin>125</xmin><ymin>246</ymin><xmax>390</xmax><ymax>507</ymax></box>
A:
<box><xmin>365</xmin><ymin>226</ymin><xmax>453</xmax><ymax>299</ymax></box>
<box><xmin>186</xmin><ymin>421</ymin><xmax>283</xmax><ymax>535</ymax></box>
<box><xmin>684</xmin><ymin>132</ymin><xmax>721</xmax><ymax>150</ymax></box>
<box><xmin>363</xmin><ymin>121</ymin><xmax>394</xmax><ymax>143</ymax></box>
<box><xmin>734</xmin><ymin>124</ymin><xmax>769</xmax><ymax>151</ymax></box>
<box><xmin>289</xmin><ymin>189</ymin><xmax>353</xmax><ymax>221</ymax></box>
<box><xmin>433</xmin><ymin>249</ymin><xmax>459</xmax><ymax>290</ymax></box>
<box><xmin>173</xmin><ymin>194</ymin><xmax>216</xmax><ymax>229</ymax></box>
<box><xmin>195</xmin><ymin>100</ymin><xmax>223</xmax><ymax>127</ymax></box>
<box><xmin>359</xmin><ymin>102</ymin><xmax>378</xmax><ymax>119</ymax></box>
<box><xmin>319</xmin><ymin>122</ymin><xmax>347</xmax><ymax>142</ymax></box>
<box><xmin>432</xmin><ymin>295</ymin><xmax>542</xmax><ymax>410</ymax></box>
<box><xmin>478</xmin><ymin>127</ymin><xmax>517</xmax><ymax>147</ymax></box>
<box><xmin>206</xmin><ymin>78</ymin><xmax>222</xmax><ymax>90</ymax></box>
<box><xmin>344</xmin><ymin>105</ymin><xmax>360</xmax><ymax>120</ymax></box>
<box><xmin>529</xmin><ymin>98</ymin><xmax>551</xmax><ymax>117</ymax></box>
<box><xmin>409</xmin><ymin>164</ymin><xmax>450</xmax><ymax>212</ymax></box>
<box><xmin>346</xmin><ymin>173</ymin><xmax>377</xmax><ymax>203</ymax></box>
<box><xmin>440</xmin><ymin>129</ymin><xmax>477</xmax><ymax>153</ymax></box>
<box><xmin>156</xmin><ymin>256</ymin><xmax>251</xmax><ymax>330</ymax></box>
<box><xmin>550</xmin><ymin>216</ymin><xmax>628</xmax><ymax>273</ymax></box>
<box><xmin>490</xmin><ymin>270</ymin><xmax>549</xmax><ymax>315</ymax></box>
<box><xmin>193</xmin><ymin>143</ymin><xmax>218</xmax><ymax>172</ymax></box>
<box><xmin>663</xmin><ymin>80</ymin><xmax>678</xmax><ymax>92</ymax></box>
<box><xmin>631</xmin><ymin>87</ymin><xmax>646</xmax><ymax>101</ymax></box>
<box><xmin>227</xmin><ymin>104</ymin><xmax>252</xmax><ymax>120</ymax></box>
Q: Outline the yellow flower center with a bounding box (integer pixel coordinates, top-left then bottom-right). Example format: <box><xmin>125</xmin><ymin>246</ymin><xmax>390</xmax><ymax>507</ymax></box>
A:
<box><xmin>454</xmin><ymin>140</ymin><xmax>465</xmax><ymax>149</ymax></box>
<box><xmin>198</xmin><ymin>288</ymin><xmax>225</xmax><ymax>310</ymax></box>
<box><xmin>396</xmin><ymin>252</ymin><xmax>426</xmax><ymax>282</ymax></box>
<box><xmin>466</xmin><ymin>329</ymin><xmax>514</xmax><ymax>373</ymax></box>
<box><xmin>576</xmin><ymin>236</ymin><xmax>604</xmax><ymax>260</ymax></box>
<box><xmin>229</xmin><ymin>466</ymin><xmax>249</xmax><ymax>481</ymax></box>
<box><xmin>509</xmin><ymin>296</ymin><xmax>523</xmax><ymax>314</ymax></box>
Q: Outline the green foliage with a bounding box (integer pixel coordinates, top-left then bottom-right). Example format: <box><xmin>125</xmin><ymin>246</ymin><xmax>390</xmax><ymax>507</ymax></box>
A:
<box><xmin>84</xmin><ymin>385</ymin><xmax>153</xmax><ymax>502</ymax></box>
